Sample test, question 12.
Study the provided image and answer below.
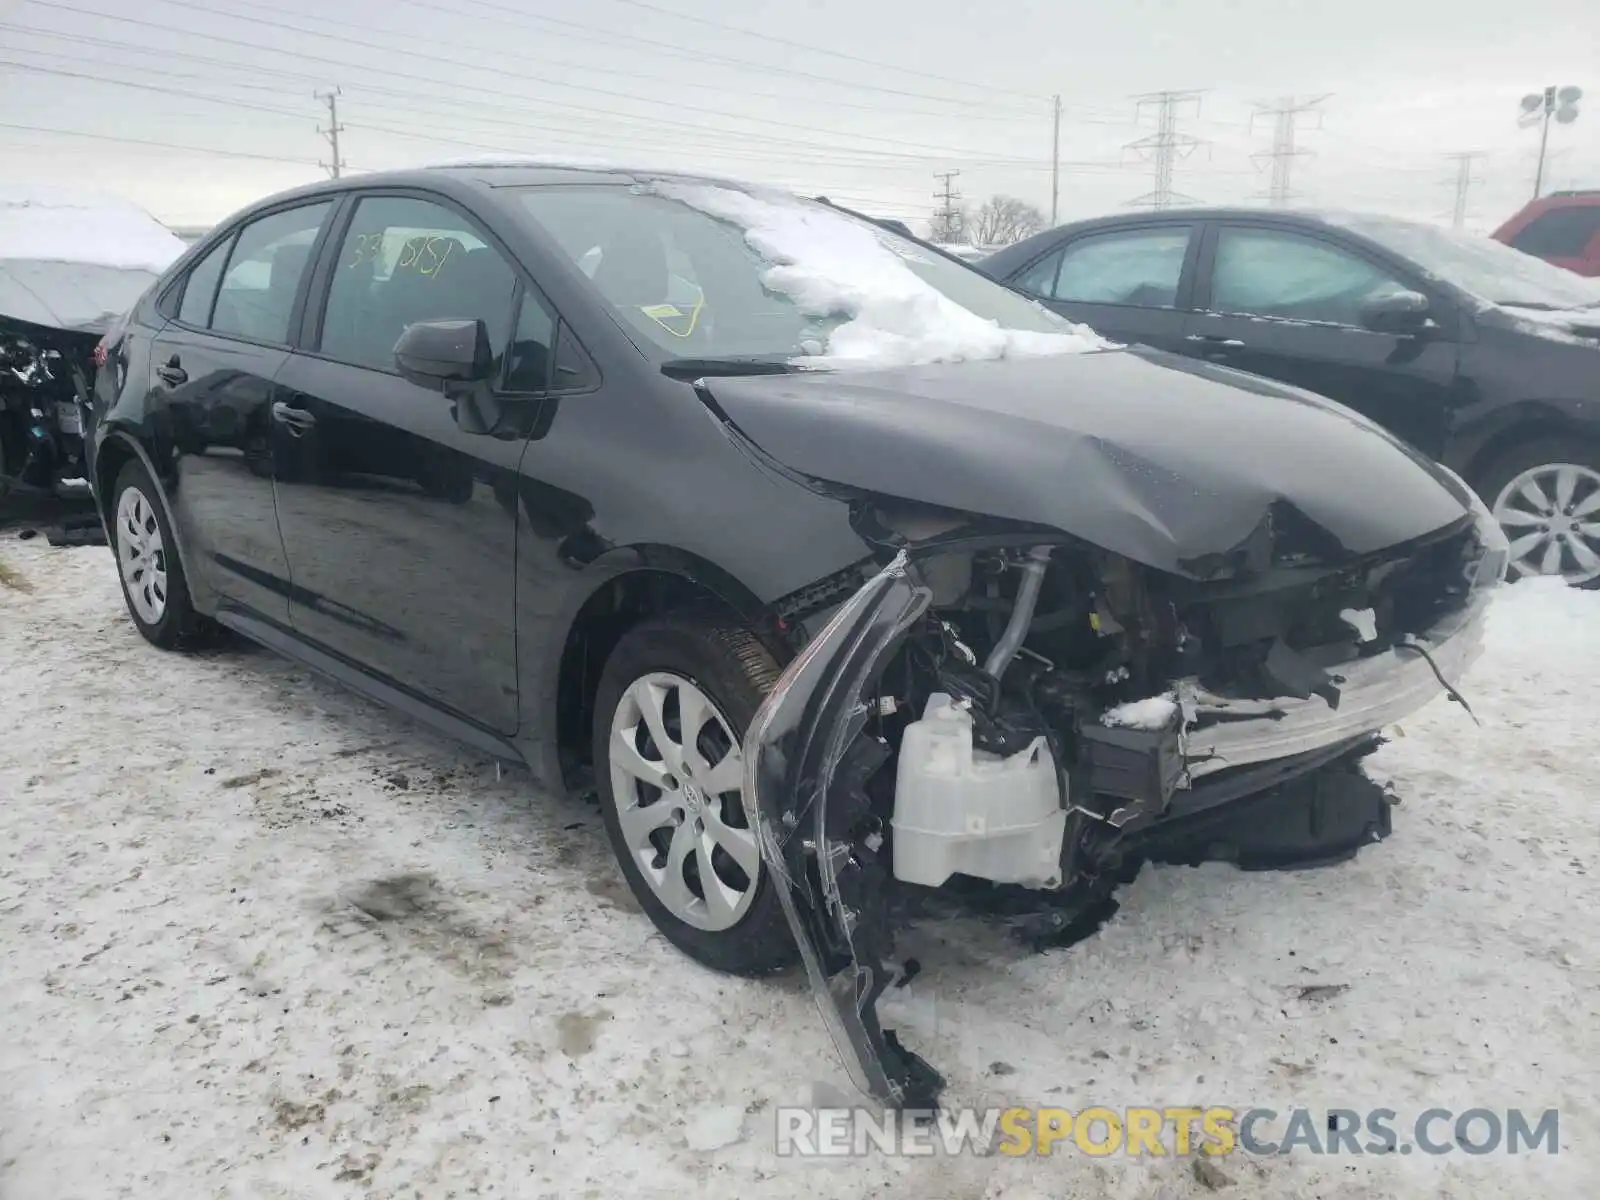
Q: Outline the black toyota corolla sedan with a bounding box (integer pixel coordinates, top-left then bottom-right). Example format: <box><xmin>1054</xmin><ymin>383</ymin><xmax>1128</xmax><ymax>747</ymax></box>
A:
<box><xmin>85</xmin><ymin>164</ymin><xmax>1507</xmax><ymax>1108</ymax></box>
<box><xmin>980</xmin><ymin>208</ymin><xmax>1600</xmax><ymax>586</ymax></box>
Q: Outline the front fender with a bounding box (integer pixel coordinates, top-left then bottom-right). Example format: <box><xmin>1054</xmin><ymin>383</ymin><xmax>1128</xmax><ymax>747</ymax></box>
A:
<box><xmin>515</xmin><ymin>541</ymin><xmax>790</xmax><ymax>790</ymax></box>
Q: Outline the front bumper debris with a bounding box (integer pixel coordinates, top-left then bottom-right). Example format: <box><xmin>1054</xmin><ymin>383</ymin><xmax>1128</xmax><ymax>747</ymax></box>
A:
<box><xmin>1183</xmin><ymin>583</ymin><xmax>1492</xmax><ymax>778</ymax></box>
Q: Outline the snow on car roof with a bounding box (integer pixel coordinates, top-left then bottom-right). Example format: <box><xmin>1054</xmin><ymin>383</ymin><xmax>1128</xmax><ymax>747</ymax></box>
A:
<box><xmin>0</xmin><ymin>184</ymin><xmax>186</xmax><ymax>273</ymax></box>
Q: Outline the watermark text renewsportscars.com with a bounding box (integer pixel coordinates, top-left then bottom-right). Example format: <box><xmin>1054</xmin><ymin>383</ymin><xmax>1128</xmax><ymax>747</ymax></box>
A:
<box><xmin>775</xmin><ymin>1105</ymin><xmax>1560</xmax><ymax>1158</ymax></box>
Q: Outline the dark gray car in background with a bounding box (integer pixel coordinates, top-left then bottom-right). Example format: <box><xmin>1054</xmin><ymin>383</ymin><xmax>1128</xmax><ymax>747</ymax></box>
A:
<box><xmin>981</xmin><ymin>209</ymin><xmax>1600</xmax><ymax>586</ymax></box>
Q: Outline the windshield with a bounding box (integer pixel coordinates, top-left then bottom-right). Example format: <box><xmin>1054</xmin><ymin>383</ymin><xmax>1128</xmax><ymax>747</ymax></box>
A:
<box><xmin>1323</xmin><ymin>212</ymin><xmax>1600</xmax><ymax>311</ymax></box>
<box><xmin>515</xmin><ymin>182</ymin><xmax>1102</xmax><ymax>368</ymax></box>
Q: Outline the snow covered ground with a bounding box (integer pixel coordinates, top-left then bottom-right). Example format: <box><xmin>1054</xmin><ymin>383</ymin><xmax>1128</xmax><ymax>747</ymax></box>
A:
<box><xmin>1</xmin><ymin>537</ymin><xmax>1595</xmax><ymax>1199</ymax></box>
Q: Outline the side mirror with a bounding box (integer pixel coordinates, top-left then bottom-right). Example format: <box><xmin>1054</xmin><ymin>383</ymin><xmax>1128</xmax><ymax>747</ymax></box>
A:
<box><xmin>394</xmin><ymin>318</ymin><xmax>494</xmax><ymax>388</ymax></box>
<box><xmin>1360</xmin><ymin>289</ymin><xmax>1432</xmax><ymax>335</ymax></box>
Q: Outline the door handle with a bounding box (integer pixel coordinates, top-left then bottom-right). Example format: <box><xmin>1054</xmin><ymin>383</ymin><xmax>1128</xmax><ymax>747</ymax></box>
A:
<box><xmin>156</xmin><ymin>357</ymin><xmax>188</xmax><ymax>386</ymax></box>
<box><xmin>271</xmin><ymin>400</ymin><xmax>317</xmax><ymax>435</ymax></box>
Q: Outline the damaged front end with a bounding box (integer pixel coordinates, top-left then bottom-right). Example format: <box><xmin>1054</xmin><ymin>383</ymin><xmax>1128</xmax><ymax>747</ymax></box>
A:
<box><xmin>745</xmin><ymin>498</ymin><xmax>1506</xmax><ymax>1111</ymax></box>
<box><xmin>0</xmin><ymin>316</ymin><xmax>96</xmax><ymax>500</ymax></box>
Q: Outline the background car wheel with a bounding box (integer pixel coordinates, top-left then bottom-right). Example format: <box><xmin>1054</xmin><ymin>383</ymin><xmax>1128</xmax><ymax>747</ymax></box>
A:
<box><xmin>1475</xmin><ymin>438</ymin><xmax>1600</xmax><ymax>590</ymax></box>
<box><xmin>110</xmin><ymin>459</ymin><xmax>206</xmax><ymax>647</ymax></box>
<box><xmin>592</xmin><ymin>614</ymin><xmax>798</xmax><ymax>977</ymax></box>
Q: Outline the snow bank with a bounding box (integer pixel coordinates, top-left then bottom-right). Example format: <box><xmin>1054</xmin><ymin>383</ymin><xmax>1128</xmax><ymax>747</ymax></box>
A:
<box><xmin>653</xmin><ymin>182</ymin><xmax>1105</xmax><ymax>368</ymax></box>
<box><xmin>2</xmin><ymin>545</ymin><xmax>1597</xmax><ymax>1197</ymax></box>
<box><xmin>0</xmin><ymin>184</ymin><xmax>185</xmax><ymax>273</ymax></box>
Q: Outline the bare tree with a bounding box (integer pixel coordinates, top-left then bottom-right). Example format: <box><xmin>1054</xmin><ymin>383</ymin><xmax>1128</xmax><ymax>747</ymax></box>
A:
<box><xmin>963</xmin><ymin>195</ymin><xmax>1047</xmax><ymax>246</ymax></box>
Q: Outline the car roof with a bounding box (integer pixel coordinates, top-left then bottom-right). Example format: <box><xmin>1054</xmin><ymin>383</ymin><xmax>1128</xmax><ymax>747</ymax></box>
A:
<box><xmin>1028</xmin><ymin>206</ymin><xmax>1372</xmax><ymax>234</ymax></box>
<box><xmin>230</xmin><ymin>160</ymin><xmax>776</xmax><ymax>214</ymax></box>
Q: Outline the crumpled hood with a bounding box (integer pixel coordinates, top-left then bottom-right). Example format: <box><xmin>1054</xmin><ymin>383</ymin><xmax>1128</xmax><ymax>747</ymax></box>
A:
<box><xmin>701</xmin><ymin>346</ymin><xmax>1473</xmax><ymax>578</ymax></box>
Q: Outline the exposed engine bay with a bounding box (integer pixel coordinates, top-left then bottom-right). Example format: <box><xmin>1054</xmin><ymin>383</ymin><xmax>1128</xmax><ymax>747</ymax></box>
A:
<box><xmin>0</xmin><ymin>317</ymin><xmax>95</xmax><ymax>499</ymax></box>
<box><xmin>747</xmin><ymin>494</ymin><xmax>1508</xmax><ymax>1111</ymax></box>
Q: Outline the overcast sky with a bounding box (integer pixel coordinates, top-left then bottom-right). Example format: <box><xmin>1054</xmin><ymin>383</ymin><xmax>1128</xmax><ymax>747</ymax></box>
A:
<box><xmin>2</xmin><ymin>0</ymin><xmax>1595</xmax><ymax>235</ymax></box>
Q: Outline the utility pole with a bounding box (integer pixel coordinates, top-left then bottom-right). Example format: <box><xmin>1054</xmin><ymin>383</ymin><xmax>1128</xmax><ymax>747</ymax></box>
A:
<box><xmin>1443</xmin><ymin>151</ymin><xmax>1487</xmax><ymax>229</ymax></box>
<box><xmin>1125</xmin><ymin>90</ymin><xmax>1205</xmax><ymax>209</ymax></box>
<box><xmin>316</xmin><ymin>87</ymin><xmax>345</xmax><ymax>179</ymax></box>
<box><xmin>1519</xmin><ymin>86</ymin><xmax>1582</xmax><ymax>200</ymax></box>
<box><xmin>1049</xmin><ymin>94</ymin><xmax>1061</xmax><ymax>225</ymax></box>
<box><xmin>1249</xmin><ymin>95</ymin><xmax>1329</xmax><ymax>206</ymax></box>
<box><xmin>932</xmin><ymin>170</ymin><xmax>963</xmax><ymax>243</ymax></box>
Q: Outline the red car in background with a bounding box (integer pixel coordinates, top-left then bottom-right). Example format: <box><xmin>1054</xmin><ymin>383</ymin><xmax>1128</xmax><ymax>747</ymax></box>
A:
<box><xmin>1493</xmin><ymin>190</ymin><xmax>1600</xmax><ymax>276</ymax></box>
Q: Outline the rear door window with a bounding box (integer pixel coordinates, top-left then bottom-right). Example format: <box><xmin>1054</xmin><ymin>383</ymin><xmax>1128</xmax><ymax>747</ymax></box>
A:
<box><xmin>1208</xmin><ymin>227</ymin><xmax>1409</xmax><ymax>326</ymax></box>
<box><xmin>210</xmin><ymin>203</ymin><xmax>332</xmax><ymax>344</ymax></box>
<box><xmin>318</xmin><ymin>195</ymin><xmax>517</xmax><ymax>376</ymax></box>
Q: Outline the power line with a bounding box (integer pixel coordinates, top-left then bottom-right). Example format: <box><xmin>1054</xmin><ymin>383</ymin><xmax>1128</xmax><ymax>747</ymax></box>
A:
<box><xmin>20</xmin><ymin>0</ymin><xmax>1040</xmax><ymax>163</ymax></box>
<box><xmin>6</xmin><ymin>40</ymin><xmax>318</xmax><ymax>94</ymax></box>
<box><xmin>0</xmin><ymin>58</ymin><xmax>317</xmax><ymax>122</ymax></box>
<box><xmin>170</xmin><ymin>0</ymin><xmax>1050</xmax><ymax>124</ymax></box>
<box><xmin>0</xmin><ymin>120</ymin><xmax>322</xmax><ymax>165</ymax></box>
<box><xmin>1249</xmin><ymin>95</ymin><xmax>1328</xmax><ymax>205</ymax></box>
<box><xmin>4</xmin><ymin>26</ymin><xmax>1046</xmax><ymax>170</ymax></box>
<box><xmin>1126</xmin><ymin>90</ymin><xmax>1206</xmax><ymax>209</ymax></box>
<box><xmin>3</xmin><ymin>55</ymin><xmax>1049</xmax><ymax>183</ymax></box>
<box><xmin>9</xmin><ymin>20</ymin><xmax>907</xmax><ymax>119</ymax></box>
<box><xmin>597</xmin><ymin>0</ymin><xmax>1045</xmax><ymax>102</ymax></box>
<box><xmin>7</xmin><ymin>16</ymin><xmax>1062</xmax><ymax>180</ymax></box>
<box><xmin>1442</xmin><ymin>151</ymin><xmax>1487</xmax><ymax>229</ymax></box>
<box><xmin>339</xmin><ymin>116</ymin><xmax>1033</xmax><ymax>177</ymax></box>
<box><xmin>0</xmin><ymin>41</ymin><xmax>1172</xmax><ymax>184</ymax></box>
<box><xmin>437</xmin><ymin>0</ymin><xmax>1045</xmax><ymax>113</ymax></box>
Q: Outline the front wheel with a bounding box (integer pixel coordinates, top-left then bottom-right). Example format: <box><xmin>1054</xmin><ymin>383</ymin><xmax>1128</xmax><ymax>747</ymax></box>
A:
<box><xmin>1476</xmin><ymin>438</ymin><xmax>1600</xmax><ymax>589</ymax></box>
<box><xmin>592</xmin><ymin>615</ymin><xmax>798</xmax><ymax>976</ymax></box>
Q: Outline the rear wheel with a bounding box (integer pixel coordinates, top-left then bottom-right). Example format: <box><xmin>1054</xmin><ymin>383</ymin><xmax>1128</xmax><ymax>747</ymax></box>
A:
<box><xmin>1476</xmin><ymin>439</ymin><xmax>1600</xmax><ymax>589</ymax></box>
<box><xmin>110</xmin><ymin>459</ymin><xmax>205</xmax><ymax>647</ymax></box>
<box><xmin>592</xmin><ymin>614</ymin><xmax>797</xmax><ymax>976</ymax></box>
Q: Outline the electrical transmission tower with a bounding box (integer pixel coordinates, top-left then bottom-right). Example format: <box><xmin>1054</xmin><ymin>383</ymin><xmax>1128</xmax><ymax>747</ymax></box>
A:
<box><xmin>1125</xmin><ymin>90</ymin><xmax>1206</xmax><ymax>209</ymax></box>
<box><xmin>1249</xmin><ymin>95</ymin><xmax>1329</xmax><ymax>206</ymax></box>
<box><xmin>316</xmin><ymin>87</ymin><xmax>345</xmax><ymax>179</ymax></box>
<box><xmin>931</xmin><ymin>170</ymin><xmax>963</xmax><ymax>242</ymax></box>
<box><xmin>1443</xmin><ymin>151</ymin><xmax>1487</xmax><ymax>229</ymax></box>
